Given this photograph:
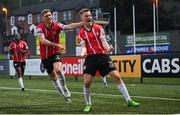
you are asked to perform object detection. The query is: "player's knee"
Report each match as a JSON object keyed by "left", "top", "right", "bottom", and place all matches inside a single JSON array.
[
  {"left": 84, "top": 82, "right": 91, "bottom": 88},
  {"left": 16, "top": 73, "right": 21, "bottom": 78},
  {"left": 51, "top": 75, "right": 57, "bottom": 81},
  {"left": 84, "top": 78, "right": 91, "bottom": 87},
  {"left": 114, "top": 75, "right": 120, "bottom": 80},
  {"left": 50, "top": 71, "right": 57, "bottom": 80},
  {"left": 55, "top": 69, "right": 62, "bottom": 75},
  {"left": 53, "top": 65, "right": 61, "bottom": 74},
  {"left": 16, "top": 69, "right": 22, "bottom": 77},
  {"left": 113, "top": 75, "right": 123, "bottom": 84}
]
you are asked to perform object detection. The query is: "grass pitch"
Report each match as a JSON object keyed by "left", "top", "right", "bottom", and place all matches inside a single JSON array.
[{"left": 0, "top": 75, "right": 180, "bottom": 114}]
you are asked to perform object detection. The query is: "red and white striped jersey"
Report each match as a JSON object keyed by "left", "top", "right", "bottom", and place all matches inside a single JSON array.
[
  {"left": 78, "top": 24, "right": 106, "bottom": 55},
  {"left": 36, "top": 22, "right": 64, "bottom": 60},
  {"left": 9, "top": 40, "right": 28, "bottom": 62}
]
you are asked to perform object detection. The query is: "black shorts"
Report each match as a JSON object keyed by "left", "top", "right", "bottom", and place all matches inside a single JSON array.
[
  {"left": 13, "top": 61, "right": 26, "bottom": 69},
  {"left": 42, "top": 53, "right": 62, "bottom": 74},
  {"left": 13, "top": 61, "right": 26, "bottom": 75},
  {"left": 83, "top": 54, "right": 116, "bottom": 76}
]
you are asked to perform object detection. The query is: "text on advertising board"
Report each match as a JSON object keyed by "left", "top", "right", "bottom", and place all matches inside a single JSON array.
[{"left": 111, "top": 55, "right": 141, "bottom": 78}]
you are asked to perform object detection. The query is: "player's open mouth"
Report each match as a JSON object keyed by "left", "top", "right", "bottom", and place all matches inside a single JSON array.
[
  {"left": 87, "top": 19, "right": 92, "bottom": 22},
  {"left": 47, "top": 19, "right": 52, "bottom": 23}
]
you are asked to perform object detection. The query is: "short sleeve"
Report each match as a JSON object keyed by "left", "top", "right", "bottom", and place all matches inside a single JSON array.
[
  {"left": 99, "top": 26, "right": 106, "bottom": 39},
  {"left": 36, "top": 26, "right": 43, "bottom": 36},
  {"left": 24, "top": 41, "right": 28, "bottom": 49},
  {"left": 57, "top": 22, "right": 65, "bottom": 30},
  {"left": 9, "top": 43, "right": 13, "bottom": 49}
]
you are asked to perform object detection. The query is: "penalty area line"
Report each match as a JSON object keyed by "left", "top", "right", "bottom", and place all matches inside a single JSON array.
[{"left": 0, "top": 86, "right": 180, "bottom": 101}]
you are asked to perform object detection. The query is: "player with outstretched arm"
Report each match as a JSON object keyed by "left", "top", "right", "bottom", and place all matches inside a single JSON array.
[{"left": 36, "top": 9, "right": 82, "bottom": 103}]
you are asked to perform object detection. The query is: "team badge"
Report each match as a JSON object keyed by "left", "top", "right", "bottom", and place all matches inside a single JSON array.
[
  {"left": 53, "top": 31, "right": 57, "bottom": 36},
  {"left": 96, "top": 32, "right": 99, "bottom": 36}
]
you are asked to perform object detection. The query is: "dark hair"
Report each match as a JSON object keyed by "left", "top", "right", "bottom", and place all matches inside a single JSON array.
[
  {"left": 79, "top": 8, "right": 91, "bottom": 15},
  {"left": 40, "top": 9, "right": 51, "bottom": 16}
]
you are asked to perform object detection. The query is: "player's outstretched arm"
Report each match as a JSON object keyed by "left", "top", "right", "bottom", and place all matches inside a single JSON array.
[{"left": 64, "top": 22, "right": 83, "bottom": 30}]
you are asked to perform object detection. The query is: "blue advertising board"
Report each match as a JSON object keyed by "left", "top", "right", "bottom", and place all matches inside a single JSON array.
[
  {"left": 0, "top": 59, "right": 9, "bottom": 75},
  {"left": 125, "top": 44, "right": 171, "bottom": 54}
]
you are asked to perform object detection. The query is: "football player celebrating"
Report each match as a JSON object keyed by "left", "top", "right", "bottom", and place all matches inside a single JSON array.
[
  {"left": 78, "top": 8, "right": 140, "bottom": 112},
  {"left": 36, "top": 9, "right": 82, "bottom": 103}
]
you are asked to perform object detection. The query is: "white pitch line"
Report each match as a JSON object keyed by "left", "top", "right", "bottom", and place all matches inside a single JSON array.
[{"left": 0, "top": 86, "right": 180, "bottom": 101}]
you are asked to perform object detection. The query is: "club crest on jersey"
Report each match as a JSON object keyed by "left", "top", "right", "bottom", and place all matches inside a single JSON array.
[
  {"left": 89, "top": 33, "right": 93, "bottom": 38},
  {"left": 53, "top": 31, "right": 57, "bottom": 36},
  {"left": 96, "top": 32, "right": 100, "bottom": 36}
]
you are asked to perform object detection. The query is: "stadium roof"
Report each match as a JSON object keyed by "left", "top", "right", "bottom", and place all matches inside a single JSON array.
[{"left": 11, "top": 0, "right": 100, "bottom": 16}]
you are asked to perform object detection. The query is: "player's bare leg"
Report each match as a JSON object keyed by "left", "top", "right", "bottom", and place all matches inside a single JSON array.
[
  {"left": 83, "top": 74, "right": 93, "bottom": 112},
  {"left": 15, "top": 66, "right": 25, "bottom": 91},
  {"left": 54, "top": 62, "right": 71, "bottom": 98},
  {"left": 109, "top": 70, "right": 140, "bottom": 107}
]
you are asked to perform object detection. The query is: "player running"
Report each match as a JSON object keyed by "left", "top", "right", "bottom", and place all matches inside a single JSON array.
[
  {"left": 78, "top": 8, "right": 140, "bottom": 112},
  {"left": 36, "top": 9, "right": 82, "bottom": 103},
  {"left": 9, "top": 33, "right": 30, "bottom": 91}
]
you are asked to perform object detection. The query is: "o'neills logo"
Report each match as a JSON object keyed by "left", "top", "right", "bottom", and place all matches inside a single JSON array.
[
  {"left": 40, "top": 62, "right": 46, "bottom": 73},
  {"left": 62, "top": 58, "right": 85, "bottom": 75}
]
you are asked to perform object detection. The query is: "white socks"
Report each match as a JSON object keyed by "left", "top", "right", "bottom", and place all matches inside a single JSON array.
[
  {"left": 83, "top": 85, "right": 91, "bottom": 105},
  {"left": 58, "top": 72, "right": 68, "bottom": 92},
  {"left": 101, "top": 76, "right": 107, "bottom": 84},
  {"left": 117, "top": 82, "right": 131, "bottom": 102},
  {"left": 58, "top": 73, "right": 71, "bottom": 97},
  {"left": 53, "top": 79, "right": 64, "bottom": 96},
  {"left": 17, "top": 78, "right": 24, "bottom": 89}
]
